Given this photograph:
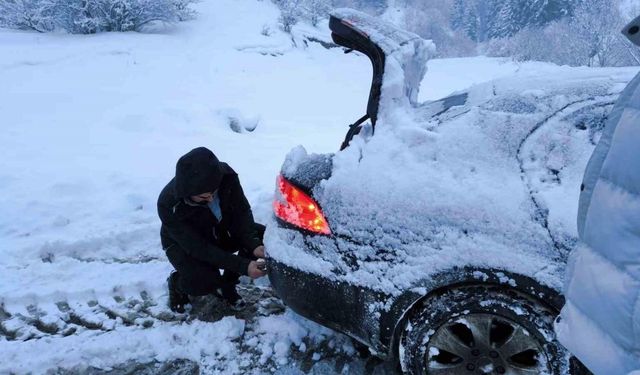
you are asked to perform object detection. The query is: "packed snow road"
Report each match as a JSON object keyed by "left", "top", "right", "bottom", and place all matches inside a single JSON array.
[{"left": 0, "top": 282, "right": 396, "bottom": 374}]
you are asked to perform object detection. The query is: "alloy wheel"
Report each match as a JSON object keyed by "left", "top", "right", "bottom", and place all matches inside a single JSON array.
[{"left": 426, "top": 313, "right": 549, "bottom": 375}]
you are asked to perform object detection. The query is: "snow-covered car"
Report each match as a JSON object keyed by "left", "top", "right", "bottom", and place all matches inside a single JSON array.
[{"left": 265, "top": 8, "right": 636, "bottom": 375}]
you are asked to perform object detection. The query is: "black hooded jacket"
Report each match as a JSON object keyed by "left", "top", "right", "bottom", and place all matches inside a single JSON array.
[{"left": 157, "top": 147, "right": 263, "bottom": 276}]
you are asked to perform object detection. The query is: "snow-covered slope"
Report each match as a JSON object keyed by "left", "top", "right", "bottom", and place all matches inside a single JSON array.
[
  {"left": 0, "top": 0, "right": 373, "bottom": 372},
  {"left": 0, "top": 0, "right": 370, "bottom": 304}
]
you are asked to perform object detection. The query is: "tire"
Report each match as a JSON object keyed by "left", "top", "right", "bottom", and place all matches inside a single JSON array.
[{"left": 398, "top": 285, "right": 588, "bottom": 375}]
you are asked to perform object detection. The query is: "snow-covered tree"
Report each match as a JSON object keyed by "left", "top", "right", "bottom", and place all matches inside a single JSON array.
[
  {"left": 451, "top": 0, "right": 495, "bottom": 42},
  {"left": 452, "top": 0, "right": 577, "bottom": 42},
  {"left": 0, "top": 0, "right": 56, "bottom": 32},
  {"left": 271, "top": 0, "right": 387, "bottom": 32},
  {"left": 173, "top": 0, "right": 197, "bottom": 21},
  {"left": 330, "top": 0, "right": 387, "bottom": 15},
  {"left": 487, "top": 23, "right": 578, "bottom": 64},
  {"left": 62, "top": 0, "right": 100, "bottom": 33},
  {"left": 568, "top": 0, "right": 631, "bottom": 66},
  {"left": 0, "top": 0, "right": 197, "bottom": 33},
  {"left": 405, "top": 0, "right": 476, "bottom": 57},
  {"left": 305, "top": 0, "right": 328, "bottom": 27},
  {"left": 493, "top": 0, "right": 576, "bottom": 37},
  {"left": 487, "top": 0, "right": 638, "bottom": 67},
  {"left": 266, "top": 0, "right": 639, "bottom": 66},
  {"left": 275, "top": 0, "right": 300, "bottom": 32}
]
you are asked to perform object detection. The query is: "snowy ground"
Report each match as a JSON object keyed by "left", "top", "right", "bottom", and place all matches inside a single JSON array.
[
  {"left": 0, "top": 0, "right": 386, "bottom": 372},
  {"left": 1, "top": 0, "right": 638, "bottom": 373}
]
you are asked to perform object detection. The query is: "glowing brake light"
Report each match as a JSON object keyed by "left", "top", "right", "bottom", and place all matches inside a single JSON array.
[{"left": 273, "top": 175, "right": 331, "bottom": 235}]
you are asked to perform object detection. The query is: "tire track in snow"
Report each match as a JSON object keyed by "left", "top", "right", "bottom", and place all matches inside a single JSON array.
[
  {"left": 516, "top": 94, "right": 619, "bottom": 259},
  {"left": 0, "top": 283, "right": 387, "bottom": 375},
  {"left": 0, "top": 284, "right": 284, "bottom": 342}
]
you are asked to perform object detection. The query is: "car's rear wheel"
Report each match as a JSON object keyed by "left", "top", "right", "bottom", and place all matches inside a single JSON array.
[{"left": 399, "top": 285, "right": 586, "bottom": 375}]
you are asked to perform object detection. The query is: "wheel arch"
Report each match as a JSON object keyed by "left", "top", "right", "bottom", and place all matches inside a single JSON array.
[{"left": 379, "top": 266, "right": 565, "bottom": 360}]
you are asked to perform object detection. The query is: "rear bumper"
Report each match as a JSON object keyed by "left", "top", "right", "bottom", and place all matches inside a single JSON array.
[{"left": 267, "top": 258, "right": 388, "bottom": 352}]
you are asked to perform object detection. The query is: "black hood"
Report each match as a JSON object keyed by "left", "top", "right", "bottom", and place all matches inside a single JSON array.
[{"left": 174, "top": 147, "right": 224, "bottom": 198}]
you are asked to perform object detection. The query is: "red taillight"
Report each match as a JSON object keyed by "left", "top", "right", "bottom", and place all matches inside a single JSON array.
[{"left": 273, "top": 175, "right": 331, "bottom": 235}]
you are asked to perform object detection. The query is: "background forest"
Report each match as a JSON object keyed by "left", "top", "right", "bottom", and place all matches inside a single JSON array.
[
  {"left": 1, "top": 0, "right": 638, "bottom": 66},
  {"left": 278, "top": 0, "right": 640, "bottom": 66}
]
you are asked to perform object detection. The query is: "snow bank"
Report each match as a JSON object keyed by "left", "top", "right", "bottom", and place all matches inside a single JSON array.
[
  {"left": 248, "top": 309, "right": 355, "bottom": 366},
  {"left": 0, "top": 0, "right": 372, "bottom": 372}
]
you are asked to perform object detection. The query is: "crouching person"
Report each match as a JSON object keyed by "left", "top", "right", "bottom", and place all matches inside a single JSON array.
[{"left": 157, "top": 147, "right": 267, "bottom": 313}]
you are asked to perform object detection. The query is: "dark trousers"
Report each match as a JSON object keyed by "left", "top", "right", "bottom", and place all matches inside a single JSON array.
[{"left": 165, "top": 223, "right": 265, "bottom": 296}]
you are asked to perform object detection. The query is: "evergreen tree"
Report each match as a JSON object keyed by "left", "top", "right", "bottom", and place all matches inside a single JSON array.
[
  {"left": 453, "top": 0, "right": 578, "bottom": 41},
  {"left": 491, "top": 0, "right": 521, "bottom": 38},
  {"left": 452, "top": 0, "right": 497, "bottom": 42}
]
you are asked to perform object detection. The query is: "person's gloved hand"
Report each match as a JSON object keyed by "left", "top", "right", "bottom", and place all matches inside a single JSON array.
[
  {"left": 248, "top": 261, "right": 267, "bottom": 279},
  {"left": 252, "top": 245, "right": 265, "bottom": 258}
]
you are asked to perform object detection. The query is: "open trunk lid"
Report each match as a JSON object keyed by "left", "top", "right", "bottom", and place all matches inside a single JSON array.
[{"left": 328, "top": 9, "right": 433, "bottom": 124}]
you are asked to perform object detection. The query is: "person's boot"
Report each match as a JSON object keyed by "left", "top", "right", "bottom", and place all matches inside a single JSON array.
[
  {"left": 167, "top": 271, "right": 190, "bottom": 313},
  {"left": 219, "top": 283, "right": 246, "bottom": 311}
]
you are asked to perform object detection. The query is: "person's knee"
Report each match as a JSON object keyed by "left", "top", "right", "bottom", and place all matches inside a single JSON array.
[
  {"left": 166, "top": 245, "right": 223, "bottom": 296},
  {"left": 178, "top": 271, "right": 220, "bottom": 296}
]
